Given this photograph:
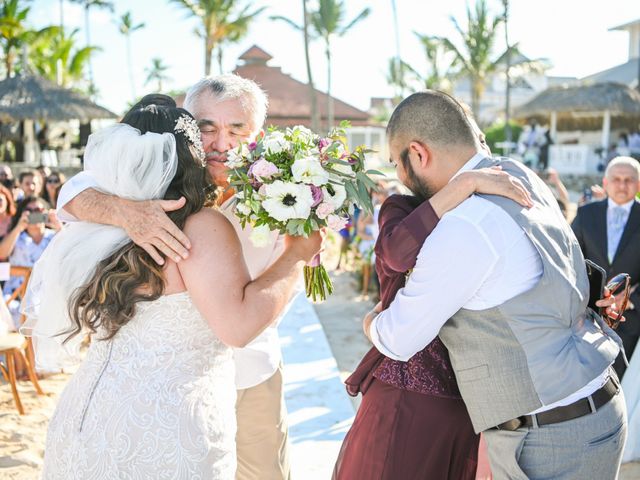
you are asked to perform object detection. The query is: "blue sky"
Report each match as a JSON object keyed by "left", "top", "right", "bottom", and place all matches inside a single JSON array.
[{"left": 30, "top": 0, "right": 639, "bottom": 115}]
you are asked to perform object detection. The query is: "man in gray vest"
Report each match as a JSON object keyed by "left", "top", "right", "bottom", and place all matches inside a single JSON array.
[{"left": 365, "top": 90, "right": 627, "bottom": 479}]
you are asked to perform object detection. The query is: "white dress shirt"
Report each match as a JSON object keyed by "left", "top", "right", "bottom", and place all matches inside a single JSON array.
[
  {"left": 57, "top": 175, "right": 293, "bottom": 390},
  {"left": 370, "top": 153, "right": 609, "bottom": 414},
  {"left": 607, "top": 197, "right": 634, "bottom": 263}
]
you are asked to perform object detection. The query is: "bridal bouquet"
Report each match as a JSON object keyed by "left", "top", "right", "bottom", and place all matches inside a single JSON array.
[{"left": 225, "top": 122, "right": 379, "bottom": 301}]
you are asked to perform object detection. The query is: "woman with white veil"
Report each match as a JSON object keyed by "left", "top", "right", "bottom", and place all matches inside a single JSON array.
[{"left": 23, "top": 99, "right": 321, "bottom": 479}]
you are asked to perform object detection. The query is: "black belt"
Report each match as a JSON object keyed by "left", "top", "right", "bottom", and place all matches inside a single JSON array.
[{"left": 492, "top": 376, "right": 620, "bottom": 431}]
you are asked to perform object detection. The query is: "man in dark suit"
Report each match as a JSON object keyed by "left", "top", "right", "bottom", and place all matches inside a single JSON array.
[{"left": 572, "top": 156, "right": 640, "bottom": 378}]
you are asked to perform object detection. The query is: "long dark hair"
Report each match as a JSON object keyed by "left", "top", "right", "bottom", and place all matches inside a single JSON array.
[{"left": 66, "top": 96, "right": 216, "bottom": 342}]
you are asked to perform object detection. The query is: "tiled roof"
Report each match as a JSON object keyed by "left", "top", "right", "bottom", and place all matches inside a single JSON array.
[
  {"left": 233, "top": 45, "right": 372, "bottom": 127},
  {"left": 175, "top": 45, "right": 374, "bottom": 128},
  {"left": 239, "top": 45, "right": 273, "bottom": 62}
]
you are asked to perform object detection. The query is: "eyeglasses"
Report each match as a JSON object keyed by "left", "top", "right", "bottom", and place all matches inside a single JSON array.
[
  {"left": 46, "top": 178, "right": 60, "bottom": 184},
  {"left": 603, "top": 273, "right": 631, "bottom": 329}
]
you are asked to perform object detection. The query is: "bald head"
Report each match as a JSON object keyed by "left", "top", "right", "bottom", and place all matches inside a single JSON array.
[{"left": 387, "top": 90, "right": 479, "bottom": 151}]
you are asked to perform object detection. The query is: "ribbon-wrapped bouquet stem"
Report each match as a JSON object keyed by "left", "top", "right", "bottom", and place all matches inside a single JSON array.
[{"left": 225, "top": 122, "right": 379, "bottom": 301}]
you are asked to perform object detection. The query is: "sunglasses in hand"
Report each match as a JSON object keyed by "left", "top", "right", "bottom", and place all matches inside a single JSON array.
[{"left": 601, "top": 273, "right": 631, "bottom": 330}]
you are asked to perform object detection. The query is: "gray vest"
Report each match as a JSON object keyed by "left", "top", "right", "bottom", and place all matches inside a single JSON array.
[{"left": 438, "top": 157, "right": 620, "bottom": 433}]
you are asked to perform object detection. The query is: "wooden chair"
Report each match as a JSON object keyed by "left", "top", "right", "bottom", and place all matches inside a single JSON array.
[{"left": 0, "top": 266, "right": 44, "bottom": 415}]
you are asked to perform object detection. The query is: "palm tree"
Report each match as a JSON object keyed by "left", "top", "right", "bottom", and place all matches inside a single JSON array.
[
  {"left": 440, "top": 0, "right": 504, "bottom": 118},
  {"left": 386, "top": 57, "right": 416, "bottom": 102},
  {"left": 170, "top": 0, "right": 265, "bottom": 76},
  {"left": 270, "top": 0, "right": 320, "bottom": 132},
  {"left": 390, "top": 0, "right": 402, "bottom": 96},
  {"left": 70, "top": 0, "right": 114, "bottom": 92},
  {"left": 309, "top": 0, "right": 370, "bottom": 129},
  {"left": 145, "top": 57, "right": 171, "bottom": 92},
  {"left": 59, "top": 0, "right": 64, "bottom": 30},
  {"left": 414, "top": 33, "right": 453, "bottom": 91},
  {"left": 0, "top": 0, "right": 58, "bottom": 77},
  {"left": 501, "top": 0, "right": 512, "bottom": 152},
  {"left": 30, "top": 27, "right": 99, "bottom": 88},
  {"left": 301, "top": 0, "right": 319, "bottom": 132},
  {"left": 118, "top": 11, "right": 145, "bottom": 100}
]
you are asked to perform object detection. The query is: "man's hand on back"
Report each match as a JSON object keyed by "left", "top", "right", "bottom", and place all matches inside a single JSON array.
[
  {"left": 65, "top": 188, "right": 192, "bottom": 266},
  {"left": 117, "top": 197, "right": 191, "bottom": 265}
]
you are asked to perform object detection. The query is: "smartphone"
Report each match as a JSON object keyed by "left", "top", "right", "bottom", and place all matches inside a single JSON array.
[
  {"left": 585, "top": 259, "right": 606, "bottom": 312},
  {"left": 28, "top": 212, "right": 48, "bottom": 224},
  {"left": 583, "top": 188, "right": 593, "bottom": 202}
]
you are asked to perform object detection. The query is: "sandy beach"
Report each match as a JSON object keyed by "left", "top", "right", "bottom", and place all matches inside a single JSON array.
[
  {"left": 0, "top": 370, "right": 70, "bottom": 479},
  {"left": 1, "top": 265, "right": 639, "bottom": 479}
]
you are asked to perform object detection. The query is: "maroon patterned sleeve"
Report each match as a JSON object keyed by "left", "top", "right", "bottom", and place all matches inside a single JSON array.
[{"left": 374, "top": 195, "right": 440, "bottom": 273}]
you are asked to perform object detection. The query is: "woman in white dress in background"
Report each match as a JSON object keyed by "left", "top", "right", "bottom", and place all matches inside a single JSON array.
[{"left": 23, "top": 98, "right": 321, "bottom": 479}]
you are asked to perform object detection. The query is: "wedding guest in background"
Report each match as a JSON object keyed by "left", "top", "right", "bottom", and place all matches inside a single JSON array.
[
  {"left": 0, "top": 164, "right": 14, "bottom": 186},
  {"left": 0, "top": 183, "right": 16, "bottom": 240},
  {"left": 571, "top": 156, "right": 640, "bottom": 379},
  {"left": 355, "top": 198, "right": 377, "bottom": 295},
  {"left": 629, "top": 128, "right": 640, "bottom": 159},
  {"left": 17, "top": 170, "right": 40, "bottom": 201},
  {"left": 42, "top": 171, "right": 66, "bottom": 207},
  {"left": 617, "top": 132, "right": 630, "bottom": 156},
  {"left": 539, "top": 168, "right": 571, "bottom": 219},
  {"left": 0, "top": 196, "right": 60, "bottom": 328}
]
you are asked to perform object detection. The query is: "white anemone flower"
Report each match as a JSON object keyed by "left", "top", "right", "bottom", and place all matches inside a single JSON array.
[
  {"left": 263, "top": 181, "right": 314, "bottom": 222},
  {"left": 322, "top": 184, "right": 347, "bottom": 209},
  {"left": 263, "top": 131, "right": 289, "bottom": 154},
  {"left": 224, "top": 144, "right": 249, "bottom": 168},
  {"left": 291, "top": 156, "right": 329, "bottom": 186}
]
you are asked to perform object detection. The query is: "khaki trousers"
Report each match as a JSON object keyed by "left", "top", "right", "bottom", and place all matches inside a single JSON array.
[{"left": 236, "top": 364, "right": 291, "bottom": 480}]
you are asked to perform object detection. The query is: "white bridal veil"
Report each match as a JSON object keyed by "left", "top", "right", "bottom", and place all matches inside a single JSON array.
[{"left": 21, "top": 123, "right": 179, "bottom": 370}]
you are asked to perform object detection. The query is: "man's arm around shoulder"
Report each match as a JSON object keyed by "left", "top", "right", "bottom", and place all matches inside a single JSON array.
[{"left": 59, "top": 172, "right": 191, "bottom": 265}]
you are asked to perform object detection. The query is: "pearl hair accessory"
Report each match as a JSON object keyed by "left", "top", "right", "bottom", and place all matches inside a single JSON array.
[{"left": 174, "top": 114, "right": 206, "bottom": 167}]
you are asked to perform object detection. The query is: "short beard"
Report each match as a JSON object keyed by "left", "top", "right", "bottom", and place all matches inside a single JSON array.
[{"left": 404, "top": 158, "right": 436, "bottom": 202}]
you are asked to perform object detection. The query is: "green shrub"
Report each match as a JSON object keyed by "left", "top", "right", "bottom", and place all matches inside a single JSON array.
[{"left": 484, "top": 121, "right": 523, "bottom": 154}]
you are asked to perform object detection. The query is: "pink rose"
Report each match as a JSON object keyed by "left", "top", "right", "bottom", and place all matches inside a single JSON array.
[
  {"left": 249, "top": 158, "right": 279, "bottom": 181},
  {"left": 326, "top": 214, "right": 348, "bottom": 231},
  {"left": 315, "top": 202, "right": 335, "bottom": 219}
]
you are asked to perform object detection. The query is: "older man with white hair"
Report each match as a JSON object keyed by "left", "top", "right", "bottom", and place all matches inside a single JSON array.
[{"left": 572, "top": 156, "right": 640, "bottom": 379}]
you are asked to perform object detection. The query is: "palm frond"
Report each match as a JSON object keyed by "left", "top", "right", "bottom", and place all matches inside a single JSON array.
[{"left": 338, "top": 7, "right": 370, "bottom": 35}]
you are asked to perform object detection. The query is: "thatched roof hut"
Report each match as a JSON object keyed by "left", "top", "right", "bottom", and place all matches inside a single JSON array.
[
  {"left": 514, "top": 82, "right": 640, "bottom": 149},
  {"left": 514, "top": 82, "right": 640, "bottom": 118},
  {"left": 0, "top": 74, "right": 116, "bottom": 123}
]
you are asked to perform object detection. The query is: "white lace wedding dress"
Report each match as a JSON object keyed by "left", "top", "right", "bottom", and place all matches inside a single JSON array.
[{"left": 42, "top": 292, "right": 236, "bottom": 479}]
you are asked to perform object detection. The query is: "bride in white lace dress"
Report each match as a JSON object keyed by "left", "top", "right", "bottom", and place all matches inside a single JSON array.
[{"left": 22, "top": 100, "right": 320, "bottom": 479}]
